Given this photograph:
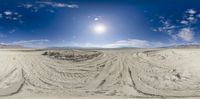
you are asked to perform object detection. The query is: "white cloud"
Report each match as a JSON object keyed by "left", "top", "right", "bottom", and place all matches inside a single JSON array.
[
  {"left": 156, "top": 18, "right": 179, "bottom": 39},
  {"left": 94, "top": 18, "right": 99, "bottom": 21},
  {"left": 66, "top": 4, "right": 79, "bottom": 8},
  {"left": 4, "top": 11, "right": 12, "bottom": 15},
  {"left": 183, "top": 9, "right": 199, "bottom": 24},
  {"left": 12, "top": 17, "right": 18, "bottom": 20},
  {"left": 187, "top": 16, "right": 196, "bottom": 22},
  {"left": 177, "top": 28, "right": 194, "bottom": 42},
  {"left": 186, "top": 9, "right": 197, "bottom": 15},
  {"left": 18, "top": 3, "right": 41, "bottom": 12},
  {"left": 36, "top": 1, "right": 79, "bottom": 8},
  {"left": 14, "top": 12, "right": 19, "bottom": 15},
  {"left": 10, "top": 39, "right": 50, "bottom": 48},
  {"left": 1, "top": 11, "right": 22, "bottom": 21},
  {"left": 68, "top": 39, "right": 165, "bottom": 48},
  {"left": 152, "top": 28, "right": 157, "bottom": 32},
  {"left": 48, "top": 9, "right": 55, "bottom": 13},
  {"left": 18, "top": 2, "right": 78, "bottom": 13},
  {"left": 155, "top": 8, "right": 200, "bottom": 43},
  {"left": 19, "top": 3, "right": 33, "bottom": 8},
  {"left": 103, "top": 39, "right": 151, "bottom": 48},
  {"left": 180, "top": 20, "right": 189, "bottom": 24}
]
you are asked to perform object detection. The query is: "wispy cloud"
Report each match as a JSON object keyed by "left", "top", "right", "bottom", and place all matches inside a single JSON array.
[
  {"left": 103, "top": 39, "right": 151, "bottom": 48},
  {"left": 66, "top": 39, "right": 165, "bottom": 48},
  {"left": 18, "top": 1, "right": 79, "bottom": 13},
  {"left": 177, "top": 28, "right": 194, "bottom": 42},
  {"left": 183, "top": 9, "right": 198, "bottom": 24},
  {"left": 36, "top": 1, "right": 79, "bottom": 8},
  {"left": 10, "top": 39, "right": 50, "bottom": 48},
  {"left": 153, "top": 8, "right": 199, "bottom": 43},
  {"left": 0, "top": 10, "right": 22, "bottom": 21},
  {"left": 180, "top": 20, "right": 189, "bottom": 25}
]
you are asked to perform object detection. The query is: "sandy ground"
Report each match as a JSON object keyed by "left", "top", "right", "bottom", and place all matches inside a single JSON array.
[{"left": 1, "top": 48, "right": 200, "bottom": 99}]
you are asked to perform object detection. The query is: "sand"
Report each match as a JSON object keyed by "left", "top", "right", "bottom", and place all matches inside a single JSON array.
[{"left": 1, "top": 48, "right": 200, "bottom": 99}]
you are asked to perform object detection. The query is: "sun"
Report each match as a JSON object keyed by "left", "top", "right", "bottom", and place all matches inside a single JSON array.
[{"left": 93, "top": 24, "right": 106, "bottom": 34}]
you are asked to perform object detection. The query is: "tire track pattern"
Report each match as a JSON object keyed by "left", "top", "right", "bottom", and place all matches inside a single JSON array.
[{"left": 1, "top": 49, "right": 200, "bottom": 98}]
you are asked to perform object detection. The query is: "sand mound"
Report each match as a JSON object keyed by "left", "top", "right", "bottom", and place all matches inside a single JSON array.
[{"left": 133, "top": 49, "right": 200, "bottom": 96}]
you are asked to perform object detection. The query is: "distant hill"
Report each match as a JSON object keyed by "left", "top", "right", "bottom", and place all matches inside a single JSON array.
[
  {"left": 46, "top": 46, "right": 142, "bottom": 50},
  {"left": 46, "top": 44, "right": 200, "bottom": 49},
  {"left": 0, "top": 44, "right": 23, "bottom": 49},
  {"left": 166, "top": 44, "right": 200, "bottom": 49}
]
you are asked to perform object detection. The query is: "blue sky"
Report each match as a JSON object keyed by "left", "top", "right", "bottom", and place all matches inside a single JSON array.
[{"left": 1, "top": 0, "right": 200, "bottom": 48}]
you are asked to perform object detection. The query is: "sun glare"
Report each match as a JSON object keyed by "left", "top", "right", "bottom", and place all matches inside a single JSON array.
[{"left": 93, "top": 24, "right": 106, "bottom": 34}]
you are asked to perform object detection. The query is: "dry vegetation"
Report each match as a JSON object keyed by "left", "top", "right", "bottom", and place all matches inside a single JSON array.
[{"left": 42, "top": 50, "right": 102, "bottom": 62}]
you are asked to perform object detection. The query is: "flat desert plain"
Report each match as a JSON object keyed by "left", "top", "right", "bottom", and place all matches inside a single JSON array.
[{"left": 1, "top": 48, "right": 200, "bottom": 99}]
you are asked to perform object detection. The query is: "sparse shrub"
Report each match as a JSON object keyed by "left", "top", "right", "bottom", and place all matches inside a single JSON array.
[{"left": 42, "top": 51, "right": 48, "bottom": 55}]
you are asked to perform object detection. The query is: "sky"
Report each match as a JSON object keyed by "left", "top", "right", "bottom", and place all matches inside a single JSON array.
[{"left": 1, "top": 0, "right": 200, "bottom": 48}]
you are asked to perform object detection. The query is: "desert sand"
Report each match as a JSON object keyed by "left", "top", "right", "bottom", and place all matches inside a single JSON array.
[{"left": 1, "top": 48, "right": 200, "bottom": 99}]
